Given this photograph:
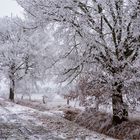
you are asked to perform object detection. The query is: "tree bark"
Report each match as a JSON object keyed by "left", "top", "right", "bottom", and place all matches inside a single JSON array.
[
  {"left": 9, "top": 78, "right": 15, "bottom": 101},
  {"left": 9, "top": 63, "right": 16, "bottom": 101},
  {"left": 112, "top": 82, "right": 128, "bottom": 125},
  {"left": 67, "top": 98, "right": 70, "bottom": 105}
]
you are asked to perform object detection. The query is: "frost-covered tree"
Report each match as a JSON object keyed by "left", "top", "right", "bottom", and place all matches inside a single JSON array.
[
  {"left": 17, "top": 0, "right": 140, "bottom": 125},
  {"left": 0, "top": 17, "right": 32, "bottom": 101},
  {"left": 0, "top": 17, "right": 51, "bottom": 101},
  {"left": 0, "top": 18, "right": 35, "bottom": 101}
]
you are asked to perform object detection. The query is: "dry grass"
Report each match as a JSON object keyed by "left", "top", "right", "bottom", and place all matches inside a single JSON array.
[
  {"left": 16, "top": 99, "right": 140, "bottom": 139},
  {"left": 16, "top": 99, "right": 50, "bottom": 111},
  {"left": 63, "top": 108, "right": 81, "bottom": 121},
  {"left": 73, "top": 110, "right": 140, "bottom": 139}
]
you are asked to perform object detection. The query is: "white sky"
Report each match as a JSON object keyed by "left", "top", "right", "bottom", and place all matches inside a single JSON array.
[{"left": 0, "top": 0, "right": 23, "bottom": 17}]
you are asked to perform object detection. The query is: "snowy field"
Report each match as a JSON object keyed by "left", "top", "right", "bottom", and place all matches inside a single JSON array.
[
  {"left": 2, "top": 92, "right": 140, "bottom": 120},
  {"left": 0, "top": 95, "right": 118, "bottom": 140},
  {"left": 15, "top": 93, "right": 81, "bottom": 108},
  {"left": 1, "top": 93, "right": 140, "bottom": 139}
]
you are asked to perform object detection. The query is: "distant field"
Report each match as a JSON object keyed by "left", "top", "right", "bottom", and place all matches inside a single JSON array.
[
  {"left": 15, "top": 93, "right": 80, "bottom": 108},
  {"left": 1, "top": 92, "right": 140, "bottom": 121}
]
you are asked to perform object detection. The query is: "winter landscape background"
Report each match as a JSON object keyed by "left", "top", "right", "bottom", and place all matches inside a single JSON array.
[{"left": 0, "top": 0, "right": 139, "bottom": 139}]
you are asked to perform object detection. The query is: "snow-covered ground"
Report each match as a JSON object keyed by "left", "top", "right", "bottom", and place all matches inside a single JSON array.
[{"left": 0, "top": 97, "right": 117, "bottom": 140}]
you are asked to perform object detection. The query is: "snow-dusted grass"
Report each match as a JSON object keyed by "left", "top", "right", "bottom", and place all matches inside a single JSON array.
[
  {"left": 74, "top": 109, "right": 140, "bottom": 140},
  {"left": 15, "top": 93, "right": 140, "bottom": 121},
  {"left": 0, "top": 97, "right": 117, "bottom": 140},
  {"left": 2, "top": 93, "right": 140, "bottom": 139}
]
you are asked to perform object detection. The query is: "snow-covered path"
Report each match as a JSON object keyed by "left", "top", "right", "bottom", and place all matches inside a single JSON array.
[{"left": 0, "top": 98, "right": 116, "bottom": 140}]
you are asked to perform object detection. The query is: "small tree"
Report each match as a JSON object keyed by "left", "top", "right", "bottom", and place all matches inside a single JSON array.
[{"left": 0, "top": 17, "right": 38, "bottom": 101}]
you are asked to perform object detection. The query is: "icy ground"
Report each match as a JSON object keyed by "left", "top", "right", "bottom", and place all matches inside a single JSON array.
[{"left": 0, "top": 98, "right": 117, "bottom": 140}]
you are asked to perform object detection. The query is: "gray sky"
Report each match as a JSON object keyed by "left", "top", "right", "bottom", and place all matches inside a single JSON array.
[{"left": 0, "top": 0, "right": 23, "bottom": 17}]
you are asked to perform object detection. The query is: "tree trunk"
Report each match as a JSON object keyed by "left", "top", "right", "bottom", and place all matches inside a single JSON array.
[
  {"left": 9, "top": 78, "right": 15, "bottom": 101},
  {"left": 67, "top": 98, "right": 70, "bottom": 105},
  {"left": 9, "top": 63, "right": 16, "bottom": 102},
  {"left": 112, "top": 82, "right": 128, "bottom": 125}
]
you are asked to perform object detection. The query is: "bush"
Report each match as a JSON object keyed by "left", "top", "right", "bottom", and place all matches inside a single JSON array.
[
  {"left": 62, "top": 107, "right": 81, "bottom": 121},
  {"left": 74, "top": 109, "right": 140, "bottom": 139}
]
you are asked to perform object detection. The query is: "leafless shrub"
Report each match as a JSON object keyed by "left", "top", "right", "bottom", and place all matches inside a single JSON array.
[
  {"left": 66, "top": 74, "right": 111, "bottom": 110},
  {"left": 63, "top": 91, "right": 78, "bottom": 105},
  {"left": 62, "top": 107, "right": 81, "bottom": 121}
]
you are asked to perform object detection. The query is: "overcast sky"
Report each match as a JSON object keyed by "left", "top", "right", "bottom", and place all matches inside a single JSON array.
[{"left": 0, "top": 0, "right": 23, "bottom": 17}]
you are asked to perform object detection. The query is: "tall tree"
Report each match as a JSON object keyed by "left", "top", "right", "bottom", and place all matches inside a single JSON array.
[{"left": 17, "top": 0, "right": 140, "bottom": 124}]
